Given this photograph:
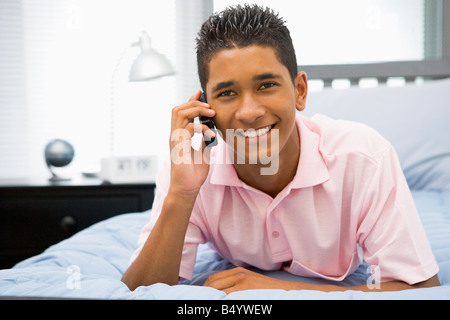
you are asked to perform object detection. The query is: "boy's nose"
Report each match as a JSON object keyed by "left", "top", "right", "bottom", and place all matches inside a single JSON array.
[{"left": 234, "top": 93, "right": 265, "bottom": 124}]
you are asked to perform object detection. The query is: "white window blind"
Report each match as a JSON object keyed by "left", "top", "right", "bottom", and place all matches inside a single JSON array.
[
  {"left": 175, "top": 0, "right": 213, "bottom": 103},
  {"left": 0, "top": 0, "right": 28, "bottom": 178},
  {"left": 214, "top": 0, "right": 431, "bottom": 65},
  {"left": 0, "top": 0, "right": 212, "bottom": 179}
]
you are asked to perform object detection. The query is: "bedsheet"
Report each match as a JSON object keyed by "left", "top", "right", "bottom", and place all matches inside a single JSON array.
[{"left": 1, "top": 190, "right": 449, "bottom": 300}]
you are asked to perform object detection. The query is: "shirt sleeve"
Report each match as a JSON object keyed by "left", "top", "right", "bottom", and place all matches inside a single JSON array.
[
  {"left": 357, "top": 146, "right": 439, "bottom": 285},
  {"left": 128, "top": 159, "right": 206, "bottom": 281}
]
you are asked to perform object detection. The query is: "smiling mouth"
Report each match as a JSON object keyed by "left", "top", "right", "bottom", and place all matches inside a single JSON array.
[{"left": 235, "top": 125, "right": 274, "bottom": 138}]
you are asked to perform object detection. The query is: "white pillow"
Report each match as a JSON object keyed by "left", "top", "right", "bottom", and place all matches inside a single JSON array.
[{"left": 303, "top": 78, "right": 450, "bottom": 191}]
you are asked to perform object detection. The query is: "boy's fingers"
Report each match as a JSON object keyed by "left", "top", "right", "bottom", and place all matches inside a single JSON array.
[{"left": 188, "top": 90, "right": 203, "bottom": 102}]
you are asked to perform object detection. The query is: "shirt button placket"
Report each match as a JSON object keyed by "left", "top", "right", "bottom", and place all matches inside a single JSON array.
[{"left": 267, "top": 206, "right": 288, "bottom": 261}]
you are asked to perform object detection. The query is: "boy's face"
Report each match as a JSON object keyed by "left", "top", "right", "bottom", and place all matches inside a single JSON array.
[{"left": 205, "top": 45, "right": 307, "bottom": 165}]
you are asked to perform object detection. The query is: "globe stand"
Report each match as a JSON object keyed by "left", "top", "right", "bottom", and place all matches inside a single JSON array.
[{"left": 46, "top": 161, "right": 72, "bottom": 182}]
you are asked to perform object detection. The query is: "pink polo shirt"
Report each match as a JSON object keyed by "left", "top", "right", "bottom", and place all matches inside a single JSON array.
[{"left": 131, "top": 113, "right": 438, "bottom": 285}]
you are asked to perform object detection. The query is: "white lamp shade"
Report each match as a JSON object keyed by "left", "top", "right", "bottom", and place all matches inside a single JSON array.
[
  {"left": 129, "top": 49, "right": 174, "bottom": 81},
  {"left": 128, "top": 31, "right": 174, "bottom": 81}
]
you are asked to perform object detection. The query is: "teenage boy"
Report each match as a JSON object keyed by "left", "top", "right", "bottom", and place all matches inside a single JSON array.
[{"left": 122, "top": 4, "right": 439, "bottom": 293}]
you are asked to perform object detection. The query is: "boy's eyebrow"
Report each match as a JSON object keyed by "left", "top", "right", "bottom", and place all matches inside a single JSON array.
[
  {"left": 253, "top": 72, "right": 281, "bottom": 81},
  {"left": 211, "top": 73, "right": 282, "bottom": 93},
  {"left": 212, "top": 81, "right": 234, "bottom": 93}
]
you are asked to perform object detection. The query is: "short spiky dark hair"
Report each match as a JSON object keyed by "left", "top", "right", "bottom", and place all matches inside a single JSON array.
[{"left": 196, "top": 4, "right": 298, "bottom": 91}]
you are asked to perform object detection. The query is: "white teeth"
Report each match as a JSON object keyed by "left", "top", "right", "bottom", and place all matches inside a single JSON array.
[{"left": 238, "top": 125, "right": 272, "bottom": 138}]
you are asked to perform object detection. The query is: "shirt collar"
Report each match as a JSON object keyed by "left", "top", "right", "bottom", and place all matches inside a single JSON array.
[
  {"left": 291, "top": 114, "right": 330, "bottom": 188},
  {"left": 209, "top": 113, "right": 330, "bottom": 189},
  {"left": 209, "top": 136, "right": 243, "bottom": 187}
]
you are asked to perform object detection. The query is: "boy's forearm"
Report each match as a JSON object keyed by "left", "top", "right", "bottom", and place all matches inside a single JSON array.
[
  {"left": 121, "top": 190, "right": 197, "bottom": 291},
  {"left": 283, "top": 275, "right": 440, "bottom": 292},
  {"left": 204, "top": 267, "right": 440, "bottom": 294}
]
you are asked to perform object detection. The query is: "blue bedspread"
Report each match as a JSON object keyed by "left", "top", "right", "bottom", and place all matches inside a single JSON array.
[{"left": 1, "top": 190, "right": 449, "bottom": 299}]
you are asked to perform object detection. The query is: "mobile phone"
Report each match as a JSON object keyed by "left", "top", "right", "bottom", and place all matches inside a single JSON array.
[{"left": 199, "top": 92, "right": 217, "bottom": 147}]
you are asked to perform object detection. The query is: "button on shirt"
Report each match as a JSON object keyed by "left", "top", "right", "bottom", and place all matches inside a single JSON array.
[{"left": 131, "top": 114, "right": 438, "bottom": 285}]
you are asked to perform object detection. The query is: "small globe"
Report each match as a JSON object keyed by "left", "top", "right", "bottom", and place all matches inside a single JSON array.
[{"left": 45, "top": 139, "right": 75, "bottom": 168}]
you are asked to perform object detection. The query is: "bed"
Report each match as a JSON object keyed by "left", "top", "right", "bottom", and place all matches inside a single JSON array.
[{"left": 1, "top": 61, "right": 450, "bottom": 300}]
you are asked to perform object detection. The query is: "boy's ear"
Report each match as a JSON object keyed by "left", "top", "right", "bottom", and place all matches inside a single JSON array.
[{"left": 295, "top": 72, "right": 308, "bottom": 112}]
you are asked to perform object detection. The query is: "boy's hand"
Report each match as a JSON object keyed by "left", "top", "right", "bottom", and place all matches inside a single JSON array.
[
  {"left": 203, "top": 267, "right": 302, "bottom": 294},
  {"left": 169, "top": 90, "right": 216, "bottom": 196}
]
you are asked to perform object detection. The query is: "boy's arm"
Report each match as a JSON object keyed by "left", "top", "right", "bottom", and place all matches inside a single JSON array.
[
  {"left": 121, "top": 90, "right": 215, "bottom": 291},
  {"left": 121, "top": 189, "right": 197, "bottom": 290},
  {"left": 203, "top": 267, "right": 440, "bottom": 294}
]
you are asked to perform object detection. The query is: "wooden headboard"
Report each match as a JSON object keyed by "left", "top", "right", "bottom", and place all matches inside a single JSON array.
[{"left": 300, "top": 59, "right": 450, "bottom": 87}]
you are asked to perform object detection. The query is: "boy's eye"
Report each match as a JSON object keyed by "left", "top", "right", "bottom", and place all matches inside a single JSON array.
[
  {"left": 259, "top": 82, "right": 276, "bottom": 90},
  {"left": 219, "top": 90, "right": 235, "bottom": 97}
]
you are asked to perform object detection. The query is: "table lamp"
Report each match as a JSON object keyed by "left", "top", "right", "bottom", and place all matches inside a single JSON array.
[{"left": 102, "top": 31, "right": 174, "bottom": 183}]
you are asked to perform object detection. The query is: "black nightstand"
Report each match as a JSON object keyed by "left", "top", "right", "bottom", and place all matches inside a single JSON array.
[{"left": 0, "top": 178, "right": 155, "bottom": 269}]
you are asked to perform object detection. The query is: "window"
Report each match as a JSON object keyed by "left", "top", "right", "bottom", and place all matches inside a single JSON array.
[
  {"left": 214, "top": 0, "right": 443, "bottom": 65},
  {"left": 0, "top": 0, "right": 181, "bottom": 179}
]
